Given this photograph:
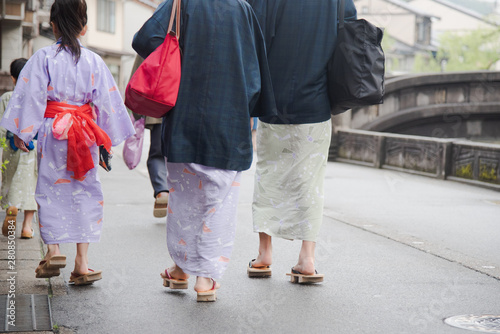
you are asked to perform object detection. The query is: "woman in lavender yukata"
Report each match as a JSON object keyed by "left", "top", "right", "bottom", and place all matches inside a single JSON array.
[{"left": 0, "top": 0, "right": 134, "bottom": 285}]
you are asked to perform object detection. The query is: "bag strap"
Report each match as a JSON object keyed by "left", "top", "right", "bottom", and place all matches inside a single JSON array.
[
  {"left": 338, "top": 0, "right": 345, "bottom": 30},
  {"left": 167, "top": 0, "right": 181, "bottom": 39}
]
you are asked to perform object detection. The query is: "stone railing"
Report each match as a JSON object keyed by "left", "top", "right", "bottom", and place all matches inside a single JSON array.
[
  {"left": 330, "top": 129, "right": 500, "bottom": 190},
  {"left": 340, "top": 71, "right": 500, "bottom": 139}
]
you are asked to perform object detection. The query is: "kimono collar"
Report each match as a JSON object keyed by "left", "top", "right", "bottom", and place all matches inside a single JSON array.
[{"left": 55, "top": 38, "right": 84, "bottom": 47}]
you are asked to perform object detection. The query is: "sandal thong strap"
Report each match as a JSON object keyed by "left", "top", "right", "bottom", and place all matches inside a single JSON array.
[
  {"left": 291, "top": 268, "right": 318, "bottom": 275},
  {"left": 164, "top": 269, "right": 173, "bottom": 280},
  {"left": 249, "top": 259, "right": 270, "bottom": 269},
  {"left": 71, "top": 268, "right": 95, "bottom": 279}
]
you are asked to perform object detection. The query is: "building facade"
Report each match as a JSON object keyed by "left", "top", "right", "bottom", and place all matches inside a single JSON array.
[
  {"left": 0, "top": 0, "right": 159, "bottom": 95},
  {"left": 355, "top": 0, "right": 438, "bottom": 75}
]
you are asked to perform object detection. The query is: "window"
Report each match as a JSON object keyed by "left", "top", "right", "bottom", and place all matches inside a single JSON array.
[
  {"left": 417, "top": 21, "right": 426, "bottom": 43},
  {"left": 97, "top": 0, "right": 115, "bottom": 34}
]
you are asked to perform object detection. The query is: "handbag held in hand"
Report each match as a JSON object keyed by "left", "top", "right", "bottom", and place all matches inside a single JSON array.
[
  {"left": 327, "top": 0, "right": 385, "bottom": 115},
  {"left": 125, "top": 0, "right": 182, "bottom": 118},
  {"left": 122, "top": 115, "right": 145, "bottom": 170}
]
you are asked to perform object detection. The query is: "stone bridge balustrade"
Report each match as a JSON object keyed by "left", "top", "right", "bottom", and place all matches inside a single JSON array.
[
  {"left": 346, "top": 71, "right": 500, "bottom": 140},
  {"left": 330, "top": 129, "right": 500, "bottom": 190},
  {"left": 329, "top": 71, "right": 500, "bottom": 190}
]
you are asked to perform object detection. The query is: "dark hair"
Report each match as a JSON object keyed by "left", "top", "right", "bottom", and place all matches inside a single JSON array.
[
  {"left": 50, "top": 0, "right": 87, "bottom": 63},
  {"left": 10, "top": 58, "right": 28, "bottom": 80}
]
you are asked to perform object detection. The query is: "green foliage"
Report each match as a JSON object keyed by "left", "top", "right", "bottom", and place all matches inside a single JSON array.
[
  {"left": 0, "top": 137, "right": 5, "bottom": 203},
  {"left": 414, "top": 27, "right": 500, "bottom": 72},
  {"left": 0, "top": 137, "right": 7, "bottom": 172},
  {"left": 381, "top": 34, "right": 401, "bottom": 73},
  {"left": 381, "top": 33, "right": 395, "bottom": 53},
  {"left": 413, "top": 53, "right": 441, "bottom": 73}
]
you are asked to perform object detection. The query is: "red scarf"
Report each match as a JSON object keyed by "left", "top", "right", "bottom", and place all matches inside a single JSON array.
[{"left": 44, "top": 101, "right": 111, "bottom": 179}]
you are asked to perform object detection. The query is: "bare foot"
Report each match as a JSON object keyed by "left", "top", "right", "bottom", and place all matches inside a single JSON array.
[
  {"left": 42, "top": 245, "right": 62, "bottom": 261},
  {"left": 36, "top": 245, "right": 62, "bottom": 273},
  {"left": 161, "top": 264, "right": 189, "bottom": 280},
  {"left": 21, "top": 225, "right": 33, "bottom": 237},
  {"left": 293, "top": 256, "right": 316, "bottom": 275},
  {"left": 73, "top": 259, "right": 89, "bottom": 276},
  {"left": 252, "top": 233, "right": 272, "bottom": 267},
  {"left": 251, "top": 254, "right": 272, "bottom": 268},
  {"left": 194, "top": 277, "right": 220, "bottom": 292}
]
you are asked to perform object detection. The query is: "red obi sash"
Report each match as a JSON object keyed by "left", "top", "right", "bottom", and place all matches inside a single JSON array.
[{"left": 44, "top": 101, "right": 112, "bottom": 179}]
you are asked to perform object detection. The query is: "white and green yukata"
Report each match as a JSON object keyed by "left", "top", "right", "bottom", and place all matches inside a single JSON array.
[
  {"left": 252, "top": 119, "right": 332, "bottom": 242},
  {"left": 0, "top": 91, "right": 38, "bottom": 211}
]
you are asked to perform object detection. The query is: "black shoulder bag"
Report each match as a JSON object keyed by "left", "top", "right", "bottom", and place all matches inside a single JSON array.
[{"left": 327, "top": 0, "right": 385, "bottom": 115}]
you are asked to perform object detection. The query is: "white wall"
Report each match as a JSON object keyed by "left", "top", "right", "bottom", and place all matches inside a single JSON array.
[
  {"left": 33, "top": 35, "right": 56, "bottom": 52},
  {"left": 123, "top": 0, "right": 156, "bottom": 54},
  {"left": 356, "top": 0, "right": 417, "bottom": 46},
  {"left": 86, "top": 0, "right": 124, "bottom": 51},
  {"left": 409, "top": 0, "right": 496, "bottom": 36},
  {"left": 121, "top": 0, "right": 156, "bottom": 87},
  {"left": 1, "top": 23, "right": 23, "bottom": 71}
]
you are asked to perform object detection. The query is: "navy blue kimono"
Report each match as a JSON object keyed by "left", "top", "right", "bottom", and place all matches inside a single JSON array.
[
  {"left": 132, "top": 0, "right": 277, "bottom": 171},
  {"left": 248, "top": 0, "right": 357, "bottom": 125}
]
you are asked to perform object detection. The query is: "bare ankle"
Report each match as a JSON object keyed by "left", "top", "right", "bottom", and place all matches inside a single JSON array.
[
  {"left": 46, "top": 244, "right": 61, "bottom": 257},
  {"left": 194, "top": 277, "right": 217, "bottom": 292}
]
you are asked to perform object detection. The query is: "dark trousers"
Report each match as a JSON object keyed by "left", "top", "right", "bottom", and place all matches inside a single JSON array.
[{"left": 147, "top": 124, "right": 168, "bottom": 198}]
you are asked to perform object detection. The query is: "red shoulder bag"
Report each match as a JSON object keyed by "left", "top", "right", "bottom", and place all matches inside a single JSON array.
[{"left": 125, "top": 0, "right": 182, "bottom": 118}]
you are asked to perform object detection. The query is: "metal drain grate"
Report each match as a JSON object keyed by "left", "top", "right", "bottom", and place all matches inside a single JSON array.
[
  {"left": 0, "top": 294, "right": 53, "bottom": 332},
  {"left": 445, "top": 315, "right": 500, "bottom": 333}
]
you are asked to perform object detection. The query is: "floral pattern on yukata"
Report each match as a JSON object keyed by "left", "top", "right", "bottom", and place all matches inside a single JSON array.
[
  {"left": 166, "top": 162, "right": 241, "bottom": 279},
  {"left": 252, "top": 119, "right": 332, "bottom": 242},
  {"left": 1, "top": 91, "right": 38, "bottom": 211},
  {"left": 0, "top": 44, "right": 135, "bottom": 244}
]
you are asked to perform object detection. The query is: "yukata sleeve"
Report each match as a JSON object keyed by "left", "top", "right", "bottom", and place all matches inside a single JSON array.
[
  {"left": 247, "top": 7, "right": 277, "bottom": 118},
  {"left": 92, "top": 58, "right": 135, "bottom": 146},
  {"left": 345, "top": 0, "right": 357, "bottom": 21},
  {"left": 247, "top": 0, "right": 279, "bottom": 50},
  {"left": 0, "top": 52, "right": 48, "bottom": 144}
]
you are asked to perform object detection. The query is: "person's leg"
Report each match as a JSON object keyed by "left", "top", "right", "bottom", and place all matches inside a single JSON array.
[
  {"left": 40, "top": 244, "right": 62, "bottom": 262},
  {"left": 165, "top": 162, "right": 240, "bottom": 293},
  {"left": 21, "top": 210, "right": 35, "bottom": 235},
  {"left": 147, "top": 124, "right": 168, "bottom": 198},
  {"left": 161, "top": 263, "right": 189, "bottom": 280},
  {"left": 251, "top": 121, "right": 274, "bottom": 269},
  {"left": 69, "top": 243, "right": 102, "bottom": 285},
  {"left": 74, "top": 243, "right": 89, "bottom": 275},
  {"left": 147, "top": 124, "right": 169, "bottom": 217},
  {"left": 251, "top": 232, "right": 272, "bottom": 267},
  {"left": 194, "top": 276, "right": 220, "bottom": 292},
  {"left": 35, "top": 243, "right": 63, "bottom": 274},
  {"left": 293, "top": 240, "right": 316, "bottom": 275}
]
